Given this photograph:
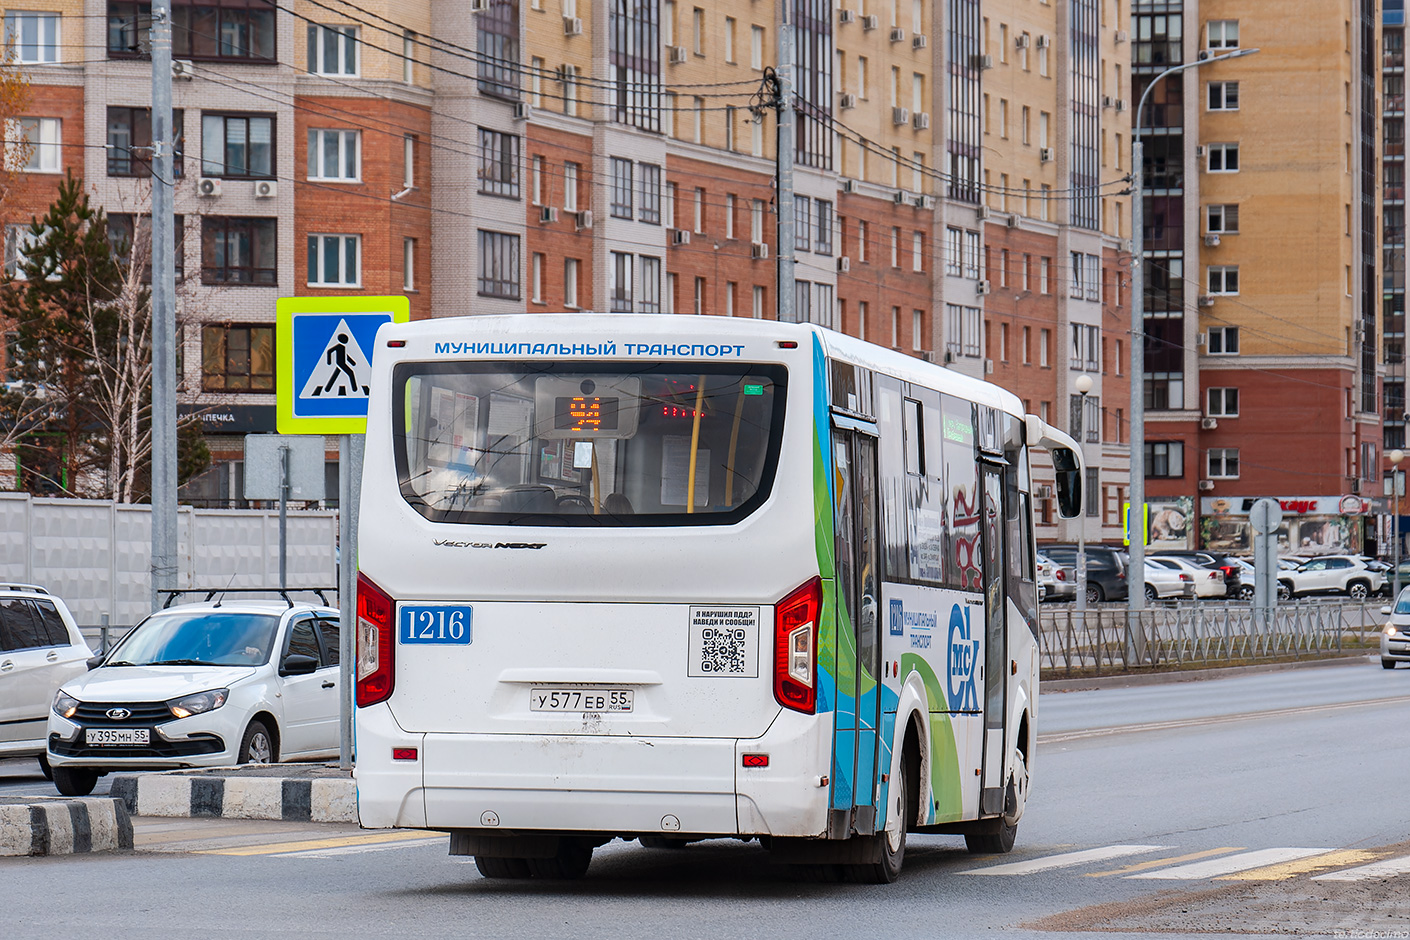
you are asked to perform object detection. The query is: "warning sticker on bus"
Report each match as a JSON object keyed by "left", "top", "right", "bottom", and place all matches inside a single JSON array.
[{"left": 687, "top": 606, "right": 760, "bottom": 678}]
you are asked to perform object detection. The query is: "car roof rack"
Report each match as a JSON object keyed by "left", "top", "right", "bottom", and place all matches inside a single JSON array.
[
  {"left": 157, "top": 587, "right": 336, "bottom": 610},
  {"left": 0, "top": 583, "right": 51, "bottom": 595}
]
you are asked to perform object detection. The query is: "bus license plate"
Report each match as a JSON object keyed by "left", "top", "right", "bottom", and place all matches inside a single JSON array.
[
  {"left": 529, "top": 689, "right": 633, "bottom": 713},
  {"left": 86, "top": 728, "right": 149, "bottom": 746}
]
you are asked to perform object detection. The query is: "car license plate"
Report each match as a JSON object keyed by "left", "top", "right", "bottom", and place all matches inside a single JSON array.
[
  {"left": 529, "top": 688, "right": 633, "bottom": 713},
  {"left": 86, "top": 728, "right": 149, "bottom": 746}
]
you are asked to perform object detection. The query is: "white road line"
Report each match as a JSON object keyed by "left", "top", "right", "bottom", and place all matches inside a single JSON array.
[
  {"left": 961, "top": 845, "right": 1170, "bottom": 875},
  {"left": 1312, "top": 855, "right": 1410, "bottom": 881},
  {"left": 1127, "top": 847, "right": 1332, "bottom": 880},
  {"left": 276, "top": 840, "right": 447, "bottom": 859}
]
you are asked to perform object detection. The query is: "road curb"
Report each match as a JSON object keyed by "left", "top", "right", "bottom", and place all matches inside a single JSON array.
[
  {"left": 0, "top": 798, "right": 134, "bottom": 857},
  {"left": 1041, "top": 653, "right": 1376, "bottom": 691},
  {"left": 110, "top": 771, "right": 356, "bottom": 823}
]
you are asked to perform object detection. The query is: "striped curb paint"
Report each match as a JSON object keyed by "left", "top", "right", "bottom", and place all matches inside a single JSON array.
[
  {"left": 110, "top": 773, "right": 356, "bottom": 823},
  {"left": 0, "top": 799, "right": 135, "bottom": 857}
]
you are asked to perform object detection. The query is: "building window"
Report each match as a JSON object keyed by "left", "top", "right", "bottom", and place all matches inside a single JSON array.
[
  {"left": 201, "top": 114, "right": 273, "bottom": 178},
  {"left": 108, "top": 213, "right": 186, "bottom": 281},
  {"left": 1207, "top": 81, "right": 1239, "bottom": 111},
  {"left": 402, "top": 30, "right": 416, "bottom": 82},
  {"left": 11, "top": 117, "right": 61, "bottom": 173},
  {"left": 201, "top": 324, "right": 274, "bottom": 391},
  {"left": 750, "top": 198, "right": 763, "bottom": 244},
  {"left": 306, "top": 234, "right": 360, "bottom": 288},
  {"left": 725, "top": 194, "right": 736, "bottom": 239},
  {"left": 945, "top": 227, "right": 962, "bottom": 276},
  {"left": 792, "top": 196, "right": 811, "bottom": 252},
  {"left": 1207, "top": 447, "right": 1240, "bottom": 479},
  {"left": 609, "top": 0, "right": 662, "bottom": 132},
  {"left": 530, "top": 56, "right": 543, "bottom": 106},
  {"left": 640, "top": 255, "right": 661, "bottom": 313},
  {"left": 307, "top": 128, "right": 359, "bottom": 181},
  {"left": 963, "top": 231, "right": 981, "bottom": 279},
  {"left": 1144, "top": 373, "right": 1184, "bottom": 410},
  {"left": 750, "top": 24, "right": 764, "bottom": 69},
  {"left": 476, "top": 0, "right": 520, "bottom": 99},
  {"left": 912, "top": 309, "right": 923, "bottom": 352},
  {"left": 1207, "top": 19, "right": 1239, "bottom": 50},
  {"left": 1070, "top": 324, "right": 1100, "bottom": 371},
  {"left": 563, "top": 162, "right": 579, "bottom": 211},
  {"left": 201, "top": 217, "right": 276, "bottom": 285},
  {"left": 694, "top": 276, "right": 706, "bottom": 314},
  {"left": 912, "top": 232, "right": 924, "bottom": 272},
  {"left": 563, "top": 257, "right": 579, "bottom": 307},
  {"left": 814, "top": 199, "right": 833, "bottom": 255},
  {"left": 4, "top": 11, "right": 59, "bottom": 64},
  {"left": 1207, "top": 387, "right": 1239, "bottom": 417},
  {"left": 1039, "top": 328, "right": 1050, "bottom": 367},
  {"left": 609, "top": 251, "right": 633, "bottom": 312},
  {"left": 693, "top": 187, "right": 704, "bottom": 233},
  {"left": 1144, "top": 442, "right": 1184, "bottom": 478},
  {"left": 4, "top": 224, "right": 44, "bottom": 278},
  {"left": 610, "top": 157, "right": 634, "bottom": 219},
  {"left": 477, "top": 128, "right": 520, "bottom": 198},
  {"left": 1206, "top": 204, "right": 1239, "bottom": 234},
  {"left": 108, "top": 0, "right": 276, "bottom": 62},
  {"left": 530, "top": 252, "right": 543, "bottom": 303},
  {"left": 752, "top": 285, "right": 765, "bottom": 318},
  {"left": 403, "top": 237, "right": 415, "bottom": 291},
  {"left": 307, "top": 24, "right": 358, "bottom": 75},
  {"left": 639, "top": 163, "right": 661, "bottom": 224},
  {"left": 1207, "top": 143, "right": 1240, "bottom": 172},
  {"left": 1208, "top": 326, "right": 1240, "bottom": 355},
  {"left": 477, "top": 230, "right": 520, "bottom": 299},
  {"left": 108, "top": 108, "right": 184, "bottom": 178},
  {"left": 1207, "top": 265, "right": 1239, "bottom": 295}
]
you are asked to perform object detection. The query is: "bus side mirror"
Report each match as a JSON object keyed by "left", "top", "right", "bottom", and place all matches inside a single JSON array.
[{"left": 1052, "top": 447, "right": 1082, "bottom": 519}]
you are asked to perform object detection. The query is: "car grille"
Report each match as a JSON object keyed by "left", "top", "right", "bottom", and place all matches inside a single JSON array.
[
  {"left": 49, "top": 732, "right": 225, "bottom": 760},
  {"left": 71, "top": 701, "right": 175, "bottom": 725}
]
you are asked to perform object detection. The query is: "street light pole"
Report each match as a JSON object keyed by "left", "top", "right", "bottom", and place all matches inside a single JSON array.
[
  {"left": 1129, "top": 47, "right": 1259, "bottom": 622},
  {"left": 1392, "top": 448, "right": 1405, "bottom": 600},
  {"left": 1075, "top": 374, "right": 1093, "bottom": 615}
]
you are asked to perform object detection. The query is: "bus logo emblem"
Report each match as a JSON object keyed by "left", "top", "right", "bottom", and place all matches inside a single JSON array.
[
  {"left": 888, "top": 599, "right": 904, "bottom": 636},
  {"left": 947, "top": 604, "right": 980, "bottom": 711}
]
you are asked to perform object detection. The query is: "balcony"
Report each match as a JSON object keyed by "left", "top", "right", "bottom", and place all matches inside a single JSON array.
[
  {"left": 1389, "top": 94, "right": 1407, "bottom": 116},
  {"left": 1387, "top": 225, "right": 1407, "bottom": 245},
  {"left": 1387, "top": 51, "right": 1405, "bottom": 70},
  {"left": 1387, "top": 184, "right": 1407, "bottom": 203}
]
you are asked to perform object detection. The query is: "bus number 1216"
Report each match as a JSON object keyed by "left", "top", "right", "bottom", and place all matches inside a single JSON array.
[{"left": 399, "top": 605, "right": 474, "bottom": 645}]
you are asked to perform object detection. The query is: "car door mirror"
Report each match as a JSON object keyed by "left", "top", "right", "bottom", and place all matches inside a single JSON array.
[
  {"left": 280, "top": 653, "right": 319, "bottom": 676},
  {"left": 1381, "top": 606, "right": 1392, "bottom": 616},
  {"left": 86, "top": 655, "right": 105, "bottom": 670}
]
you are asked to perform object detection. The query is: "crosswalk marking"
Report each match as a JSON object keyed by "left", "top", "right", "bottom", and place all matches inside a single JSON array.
[
  {"left": 1217, "top": 849, "right": 1385, "bottom": 881},
  {"left": 1313, "top": 854, "right": 1410, "bottom": 882},
  {"left": 1085, "top": 847, "right": 1244, "bottom": 877},
  {"left": 276, "top": 839, "right": 447, "bottom": 859},
  {"left": 195, "top": 831, "right": 442, "bottom": 857},
  {"left": 1126, "top": 847, "right": 1332, "bottom": 880},
  {"left": 962, "top": 844, "right": 1169, "bottom": 876}
]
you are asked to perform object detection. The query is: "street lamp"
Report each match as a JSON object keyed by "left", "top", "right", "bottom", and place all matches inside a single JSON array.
[
  {"left": 1392, "top": 449, "right": 1405, "bottom": 600},
  {"left": 1129, "top": 46, "right": 1260, "bottom": 619},
  {"left": 1075, "top": 374, "right": 1093, "bottom": 615}
]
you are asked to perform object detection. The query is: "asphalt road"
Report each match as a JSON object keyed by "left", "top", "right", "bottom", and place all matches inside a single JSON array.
[{"left": 2, "top": 658, "right": 1407, "bottom": 939}]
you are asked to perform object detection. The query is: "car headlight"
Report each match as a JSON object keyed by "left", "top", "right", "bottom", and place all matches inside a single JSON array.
[
  {"left": 168, "top": 689, "right": 229, "bottom": 719},
  {"left": 53, "top": 691, "right": 80, "bottom": 719},
  {"left": 1388, "top": 623, "right": 1403, "bottom": 637}
]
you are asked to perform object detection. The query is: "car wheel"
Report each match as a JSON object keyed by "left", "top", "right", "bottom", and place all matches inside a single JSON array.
[
  {"left": 1144, "top": 585, "right": 1158, "bottom": 603},
  {"left": 52, "top": 765, "right": 98, "bottom": 796},
  {"left": 37, "top": 753, "right": 52, "bottom": 781},
  {"left": 1384, "top": 659, "right": 1398, "bottom": 670},
  {"left": 1085, "top": 584, "right": 1104, "bottom": 605},
  {"left": 1238, "top": 585, "right": 1255, "bottom": 600},
  {"left": 1347, "top": 582, "right": 1370, "bottom": 601},
  {"left": 238, "top": 720, "right": 276, "bottom": 764},
  {"left": 1277, "top": 582, "right": 1293, "bottom": 600},
  {"left": 474, "top": 856, "right": 532, "bottom": 879}
]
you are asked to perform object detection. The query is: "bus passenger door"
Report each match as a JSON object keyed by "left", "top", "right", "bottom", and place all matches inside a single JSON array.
[
  {"left": 979, "top": 463, "right": 1009, "bottom": 815},
  {"left": 831, "top": 427, "right": 883, "bottom": 835}
]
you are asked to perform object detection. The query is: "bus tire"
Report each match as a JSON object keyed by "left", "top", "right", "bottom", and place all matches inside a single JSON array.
[
  {"left": 965, "top": 817, "right": 1017, "bottom": 854},
  {"left": 474, "top": 855, "right": 531, "bottom": 879},
  {"left": 639, "top": 836, "right": 688, "bottom": 849},
  {"left": 841, "top": 752, "right": 910, "bottom": 884},
  {"left": 526, "top": 838, "right": 593, "bottom": 879}
]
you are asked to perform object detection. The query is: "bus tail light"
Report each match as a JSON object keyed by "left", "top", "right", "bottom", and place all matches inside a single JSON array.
[
  {"left": 356, "top": 573, "right": 395, "bottom": 707},
  {"left": 773, "top": 577, "right": 821, "bottom": 714}
]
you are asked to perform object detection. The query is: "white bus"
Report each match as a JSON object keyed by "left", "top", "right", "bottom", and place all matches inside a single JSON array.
[{"left": 354, "top": 314, "right": 1082, "bottom": 883}]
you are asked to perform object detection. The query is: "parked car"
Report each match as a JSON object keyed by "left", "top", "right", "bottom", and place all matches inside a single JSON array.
[
  {"left": 1143, "top": 559, "right": 1195, "bottom": 602},
  {"left": 0, "top": 585, "right": 92, "bottom": 780},
  {"left": 1148, "top": 551, "right": 1244, "bottom": 599},
  {"left": 1381, "top": 587, "right": 1410, "bottom": 668},
  {"left": 1229, "top": 558, "right": 1258, "bottom": 600},
  {"left": 1276, "top": 555, "right": 1386, "bottom": 601},
  {"left": 1037, "top": 552, "right": 1075, "bottom": 602},
  {"left": 1147, "top": 556, "right": 1226, "bottom": 599},
  {"left": 1040, "top": 545, "right": 1129, "bottom": 604},
  {"left": 47, "top": 599, "right": 342, "bottom": 796}
]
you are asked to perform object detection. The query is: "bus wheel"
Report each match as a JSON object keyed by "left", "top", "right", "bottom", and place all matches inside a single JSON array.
[
  {"left": 639, "top": 836, "right": 688, "bottom": 849},
  {"left": 526, "top": 839, "right": 594, "bottom": 880},
  {"left": 965, "top": 818, "right": 1017, "bottom": 854},
  {"left": 473, "top": 856, "right": 531, "bottom": 879},
  {"left": 842, "top": 752, "right": 909, "bottom": 884}
]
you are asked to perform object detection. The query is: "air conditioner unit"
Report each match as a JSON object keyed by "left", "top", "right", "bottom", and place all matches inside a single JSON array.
[
  {"left": 841, "top": 178, "right": 857, "bottom": 193},
  {"left": 253, "top": 179, "right": 277, "bottom": 199},
  {"left": 920, "top": 195, "right": 936, "bottom": 210},
  {"left": 1102, "top": 95, "right": 1115, "bottom": 108},
  {"left": 1198, "top": 295, "right": 1216, "bottom": 307},
  {"left": 1203, "top": 233, "right": 1221, "bottom": 247},
  {"left": 669, "top": 46, "right": 688, "bottom": 64},
  {"left": 920, "top": 350, "right": 936, "bottom": 363},
  {"left": 912, "top": 194, "right": 927, "bottom": 208},
  {"left": 470, "top": 0, "right": 489, "bottom": 11},
  {"left": 1115, "top": 29, "right": 1130, "bottom": 43},
  {"left": 563, "top": 16, "right": 582, "bottom": 36},
  {"left": 1040, "top": 147, "right": 1055, "bottom": 162},
  {"left": 1035, "top": 484, "right": 1053, "bottom": 498},
  {"left": 861, "top": 14, "right": 879, "bottom": 30},
  {"left": 1196, "top": 331, "right": 1209, "bottom": 346},
  {"left": 539, "top": 206, "right": 559, "bottom": 223},
  {"left": 838, "top": 256, "right": 851, "bottom": 273},
  {"left": 1351, "top": 478, "right": 1362, "bottom": 495},
  {"left": 913, "top": 111, "right": 930, "bottom": 130},
  {"left": 512, "top": 102, "right": 532, "bottom": 121},
  {"left": 977, "top": 279, "right": 991, "bottom": 295},
  {"left": 839, "top": 9, "right": 856, "bottom": 25},
  {"left": 1036, "top": 35, "right": 1051, "bottom": 49},
  {"left": 1115, "top": 99, "right": 1128, "bottom": 112},
  {"left": 913, "top": 34, "right": 927, "bottom": 51},
  {"left": 971, "top": 54, "right": 994, "bottom": 69},
  {"left": 750, "top": 241, "right": 769, "bottom": 260},
  {"left": 1016, "top": 34, "right": 1031, "bottom": 49},
  {"left": 1195, "top": 145, "right": 1207, "bottom": 157},
  {"left": 985, "top": 359, "right": 995, "bottom": 374},
  {"left": 1006, "top": 214, "right": 1020, "bottom": 229},
  {"left": 943, "top": 349, "right": 955, "bottom": 364},
  {"left": 892, "top": 106, "right": 911, "bottom": 126},
  {"left": 197, "top": 178, "right": 222, "bottom": 197},
  {"left": 574, "top": 209, "right": 593, "bottom": 230},
  {"left": 671, "top": 229, "right": 691, "bottom": 246},
  {"left": 171, "top": 58, "right": 195, "bottom": 80},
  {"left": 978, "top": 205, "right": 992, "bottom": 220},
  {"left": 839, "top": 93, "right": 857, "bottom": 109},
  {"left": 1201, "top": 417, "right": 1219, "bottom": 430},
  {"left": 889, "top": 27, "right": 906, "bottom": 43},
  {"left": 1198, "top": 480, "right": 1216, "bottom": 491},
  {"left": 893, "top": 190, "right": 909, "bottom": 205}
]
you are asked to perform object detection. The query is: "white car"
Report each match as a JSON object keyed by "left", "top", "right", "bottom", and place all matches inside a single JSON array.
[
  {"left": 1147, "top": 556, "right": 1226, "bottom": 599},
  {"left": 0, "top": 585, "right": 92, "bottom": 778},
  {"left": 1143, "top": 559, "right": 1195, "bottom": 602},
  {"left": 1382, "top": 588, "right": 1410, "bottom": 669},
  {"left": 47, "top": 600, "right": 342, "bottom": 796},
  {"left": 1277, "top": 555, "right": 1387, "bottom": 601}
]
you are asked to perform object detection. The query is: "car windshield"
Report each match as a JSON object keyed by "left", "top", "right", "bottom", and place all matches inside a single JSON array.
[
  {"left": 394, "top": 362, "right": 787, "bottom": 526},
  {"left": 1396, "top": 588, "right": 1410, "bottom": 615},
  {"left": 107, "top": 611, "right": 280, "bottom": 667}
]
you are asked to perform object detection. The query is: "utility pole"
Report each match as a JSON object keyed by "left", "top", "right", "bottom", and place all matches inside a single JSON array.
[
  {"left": 775, "top": 6, "right": 796, "bottom": 323},
  {"left": 149, "top": 0, "right": 178, "bottom": 611}
]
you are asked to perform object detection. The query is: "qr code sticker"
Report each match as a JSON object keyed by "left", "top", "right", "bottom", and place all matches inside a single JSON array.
[{"left": 688, "top": 607, "right": 760, "bottom": 678}]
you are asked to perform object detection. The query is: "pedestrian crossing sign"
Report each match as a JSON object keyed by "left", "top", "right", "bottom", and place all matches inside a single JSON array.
[{"left": 276, "top": 296, "right": 411, "bottom": 434}]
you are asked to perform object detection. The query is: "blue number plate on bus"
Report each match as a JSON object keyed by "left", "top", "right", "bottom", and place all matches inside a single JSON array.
[{"left": 399, "top": 605, "right": 473, "bottom": 645}]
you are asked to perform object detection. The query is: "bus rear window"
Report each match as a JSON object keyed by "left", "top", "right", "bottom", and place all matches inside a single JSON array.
[{"left": 392, "top": 362, "right": 787, "bottom": 526}]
